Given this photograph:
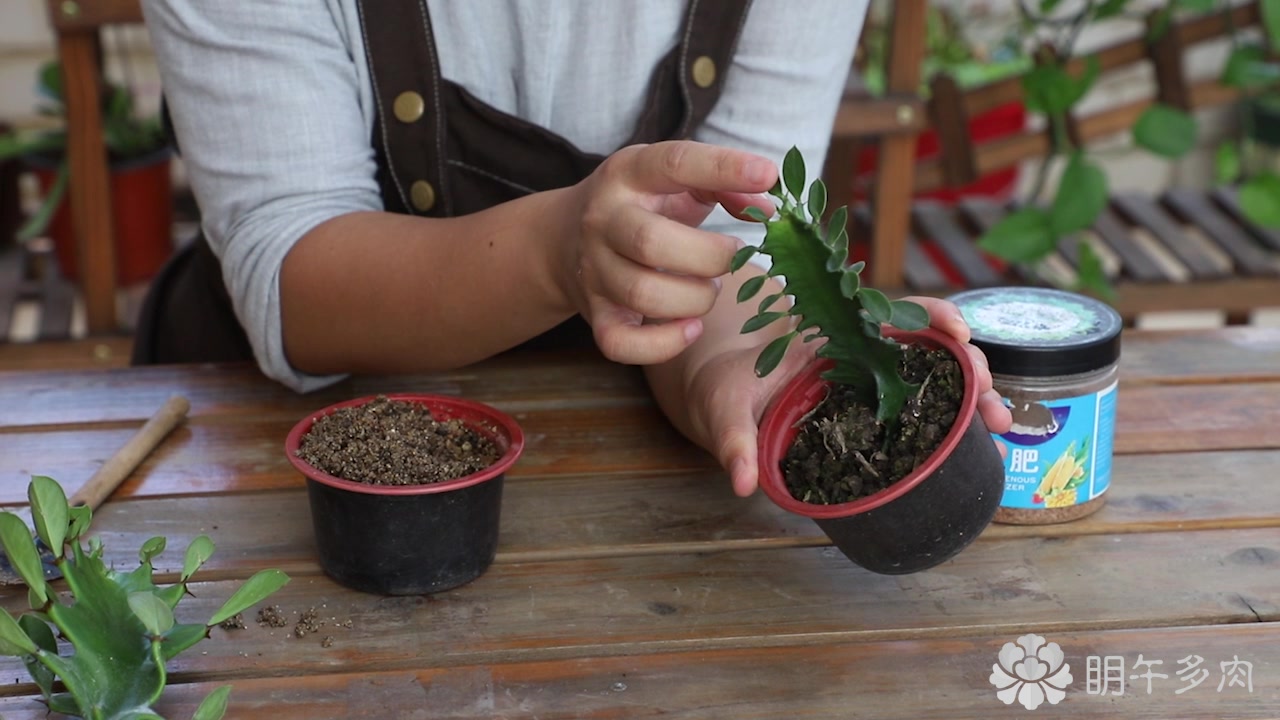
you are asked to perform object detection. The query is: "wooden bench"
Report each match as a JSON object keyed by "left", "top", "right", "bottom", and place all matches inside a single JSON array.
[{"left": 829, "top": 1, "right": 1280, "bottom": 325}]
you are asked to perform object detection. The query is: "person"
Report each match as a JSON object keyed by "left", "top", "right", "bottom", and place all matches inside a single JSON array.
[{"left": 136, "top": 0, "right": 1012, "bottom": 498}]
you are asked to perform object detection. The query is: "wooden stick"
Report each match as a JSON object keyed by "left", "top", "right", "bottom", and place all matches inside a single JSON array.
[{"left": 69, "top": 395, "right": 190, "bottom": 510}]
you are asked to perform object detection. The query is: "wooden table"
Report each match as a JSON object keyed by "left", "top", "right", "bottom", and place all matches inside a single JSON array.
[{"left": 0, "top": 327, "right": 1277, "bottom": 718}]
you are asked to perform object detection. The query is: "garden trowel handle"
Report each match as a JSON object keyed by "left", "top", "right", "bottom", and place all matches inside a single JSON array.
[{"left": 69, "top": 395, "right": 190, "bottom": 510}]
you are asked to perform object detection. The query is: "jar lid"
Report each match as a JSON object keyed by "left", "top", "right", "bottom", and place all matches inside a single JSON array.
[{"left": 947, "top": 287, "right": 1122, "bottom": 377}]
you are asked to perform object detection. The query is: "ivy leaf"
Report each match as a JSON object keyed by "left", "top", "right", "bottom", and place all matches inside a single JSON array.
[
  {"left": 860, "top": 288, "right": 892, "bottom": 325},
  {"left": 806, "top": 179, "right": 827, "bottom": 221},
  {"left": 1050, "top": 153, "right": 1108, "bottom": 235},
  {"left": 741, "top": 206, "right": 770, "bottom": 222},
  {"left": 741, "top": 312, "right": 789, "bottom": 334},
  {"left": 1239, "top": 173, "right": 1280, "bottom": 227},
  {"left": 1133, "top": 104, "right": 1197, "bottom": 158},
  {"left": 979, "top": 207, "right": 1056, "bottom": 262},
  {"left": 781, "top": 146, "right": 805, "bottom": 201},
  {"left": 736, "top": 275, "right": 767, "bottom": 303},
  {"left": 207, "top": 569, "right": 291, "bottom": 627},
  {"left": 1215, "top": 141, "right": 1242, "bottom": 185},
  {"left": 729, "top": 244, "right": 759, "bottom": 272},
  {"left": 28, "top": 476, "right": 68, "bottom": 560},
  {"left": 1022, "top": 56, "right": 1099, "bottom": 116},
  {"left": 888, "top": 300, "right": 929, "bottom": 331},
  {"left": 129, "top": 592, "right": 175, "bottom": 636},
  {"left": 182, "top": 535, "right": 215, "bottom": 582},
  {"left": 754, "top": 332, "right": 796, "bottom": 377},
  {"left": 193, "top": 686, "right": 233, "bottom": 720}
]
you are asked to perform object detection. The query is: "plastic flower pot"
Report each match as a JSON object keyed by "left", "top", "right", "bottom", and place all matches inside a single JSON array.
[
  {"left": 757, "top": 327, "right": 1004, "bottom": 575},
  {"left": 285, "top": 393, "right": 524, "bottom": 595}
]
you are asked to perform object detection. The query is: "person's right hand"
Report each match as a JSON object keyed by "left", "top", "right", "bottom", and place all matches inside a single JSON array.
[{"left": 558, "top": 141, "right": 778, "bottom": 365}]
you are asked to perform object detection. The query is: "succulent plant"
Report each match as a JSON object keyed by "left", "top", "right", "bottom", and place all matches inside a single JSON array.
[
  {"left": 730, "top": 146, "right": 930, "bottom": 424},
  {"left": 0, "top": 475, "right": 290, "bottom": 720}
]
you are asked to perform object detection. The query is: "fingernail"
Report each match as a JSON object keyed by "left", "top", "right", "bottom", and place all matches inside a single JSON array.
[
  {"left": 712, "top": 276, "right": 723, "bottom": 291},
  {"left": 745, "top": 160, "right": 774, "bottom": 185},
  {"left": 683, "top": 319, "right": 703, "bottom": 343}
]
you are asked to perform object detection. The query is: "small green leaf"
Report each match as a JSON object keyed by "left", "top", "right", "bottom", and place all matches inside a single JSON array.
[
  {"left": 18, "top": 615, "right": 56, "bottom": 696},
  {"left": 782, "top": 146, "right": 805, "bottom": 201},
  {"left": 978, "top": 207, "right": 1057, "bottom": 262},
  {"left": 1132, "top": 104, "right": 1197, "bottom": 158},
  {"left": 162, "top": 623, "right": 211, "bottom": 661},
  {"left": 129, "top": 592, "right": 176, "bottom": 636},
  {"left": 1039, "top": 0, "right": 1063, "bottom": 12},
  {"left": 28, "top": 476, "right": 68, "bottom": 560},
  {"left": 860, "top": 288, "right": 892, "bottom": 325},
  {"left": 889, "top": 300, "right": 930, "bottom": 331},
  {"left": 140, "top": 536, "right": 167, "bottom": 565},
  {"left": 1093, "top": 0, "right": 1132, "bottom": 19},
  {"left": 1264, "top": 0, "right": 1280, "bottom": 49},
  {"left": 741, "top": 206, "right": 770, "bottom": 222},
  {"left": 754, "top": 332, "right": 796, "bottom": 377},
  {"left": 827, "top": 206, "right": 849, "bottom": 241},
  {"left": 736, "top": 275, "right": 767, "bottom": 303},
  {"left": 729, "top": 244, "right": 759, "bottom": 272},
  {"left": 741, "top": 312, "right": 788, "bottom": 334},
  {"left": 1220, "top": 45, "right": 1280, "bottom": 89},
  {"left": 16, "top": 162, "right": 68, "bottom": 242},
  {"left": 1175, "top": 0, "right": 1217, "bottom": 11},
  {"left": 758, "top": 292, "right": 783, "bottom": 313},
  {"left": 208, "top": 569, "right": 291, "bottom": 626},
  {"left": 193, "top": 686, "right": 233, "bottom": 720},
  {"left": 1215, "top": 142, "right": 1241, "bottom": 185},
  {"left": 37, "top": 61, "right": 62, "bottom": 102},
  {"left": 848, "top": 260, "right": 866, "bottom": 274},
  {"left": 1021, "top": 56, "right": 1099, "bottom": 117},
  {"left": 767, "top": 177, "right": 784, "bottom": 199},
  {"left": 182, "top": 535, "right": 215, "bottom": 582},
  {"left": 0, "top": 513, "right": 48, "bottom": 605},
  {"left": 806, "top": 179, "right": 827, "bottom": 221},
  {"left": 839, "top": 267, "right": 861, "bottom": 298},
  {"left": 66, "top": 505, "right": 91, "bottom": 540},
  {"left": 1049, "top": 153, "right": 1109, "bottom": 235},
  {"left": 0, "top": 608, "right": 38, "bottom": 655},
  {"left": 1074, "top": 242, "right": 1115, "bottom": 301},
  {"left": 824, "top": 242, "right": 849, "bottom": 272},
  {"left": 828, "top": 228, "right": 849, "bottom": 253},
  {"left": 1239, "top": 173, "right": 1280, "bottom": 227},
  {"left": 27, "top": 587, "right": 42, "bottom": 611}
]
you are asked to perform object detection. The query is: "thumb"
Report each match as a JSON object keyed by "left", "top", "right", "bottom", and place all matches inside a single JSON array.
[{"left": 716, "top": 420, "right": 760, "bottom": 498}]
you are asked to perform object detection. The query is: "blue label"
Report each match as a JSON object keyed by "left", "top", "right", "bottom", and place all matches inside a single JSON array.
[{"left": 994, "top": 381, "right": 1117, "bottom": 510}]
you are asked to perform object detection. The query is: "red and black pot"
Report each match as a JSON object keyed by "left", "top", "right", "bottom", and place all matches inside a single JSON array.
[
  {"left": 758, "top": 328, "right": 1004, "bottom": 575},
  {"left": 285, "top": 393, "right": 524, "bottom": 595}
]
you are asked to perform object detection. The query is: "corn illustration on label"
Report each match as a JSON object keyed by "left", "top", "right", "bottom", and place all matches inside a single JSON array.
[{"left": 995, "top": 380, "right": 1117, "bottom": 509}]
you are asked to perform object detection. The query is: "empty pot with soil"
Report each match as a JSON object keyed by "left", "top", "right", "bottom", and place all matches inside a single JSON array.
[{"left": 285, "top": 393, "right": 524, "bottom": 595}]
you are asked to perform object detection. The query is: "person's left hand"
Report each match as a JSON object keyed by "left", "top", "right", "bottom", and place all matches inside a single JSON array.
[{"left": 686, "top": 296, "right": 1012, "bottom": 497}]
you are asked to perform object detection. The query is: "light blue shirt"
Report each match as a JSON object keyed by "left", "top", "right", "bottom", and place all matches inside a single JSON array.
[{"left": 141, "top": 0, "right": 866, "bottom": 391}]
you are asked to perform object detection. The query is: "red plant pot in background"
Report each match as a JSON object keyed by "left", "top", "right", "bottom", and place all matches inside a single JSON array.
[
  {"left": 854, "top": 100, "right": 1026, "bottom": 204},
  {"left": 31, "top": 148, "right": 174, "bottom": 287}
]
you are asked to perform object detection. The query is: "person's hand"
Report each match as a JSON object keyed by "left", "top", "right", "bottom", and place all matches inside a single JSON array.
[
  {"left": 560, "top": 141, "right": 777, "bottom": 365},
  {"left": 686, "top": 296, "right": 1012, "bottom": 498}
]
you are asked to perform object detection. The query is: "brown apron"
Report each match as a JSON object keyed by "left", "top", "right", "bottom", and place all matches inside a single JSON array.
[{"left": 132, "top": 0, "right": 753, "bottom": 367}]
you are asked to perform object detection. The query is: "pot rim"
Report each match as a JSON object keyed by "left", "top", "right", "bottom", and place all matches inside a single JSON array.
[
  {"left": 285, "top": 392, "right": 525, "bottom": 496},
  {"left": 757, "top": 327, "right": 981, "bottom": 520}
]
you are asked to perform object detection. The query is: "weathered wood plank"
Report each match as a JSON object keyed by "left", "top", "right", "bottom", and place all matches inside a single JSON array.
[
  {"left": 854, "top": 206, "right": 951, "bottom": 291},
  {"left": 1112, "top": 195, "right": 1231, "bottom": 280},
  {"left": 1092, "top": 207, "right": 1175, "bottom": 282},
  {"left": 5, "top": 623, "right": 1270, "bottom": 719},
  {"left": 912, "top": 201, "right": 1004, "bottom": 286},
  {"left": 1111, "top": 383, "right": 1280, "bottom": 454},
  {"left": 3, "top": 530, "right": 1274, "bottom": 683},
  {"left": 53, "top": 449, "right": 1280, "bottom": 582},
  {"left": 1163, "top": 189, "right": 1279, "bottom": 276},
  {"left": 1212, "top": 186, "right": 1280, "bottom": 252},
  {"left": 1116, "top": 327, "right": 1280, "bottom": 385}
]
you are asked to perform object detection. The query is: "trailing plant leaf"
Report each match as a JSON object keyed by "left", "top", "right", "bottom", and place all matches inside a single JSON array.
[
  {"left": 1049, "top": 153, "right": 1109, "bottom": 234},
  {"left": 1215, "top": 141, "right": 1242, "bottom": 185},
  {"left": 729, "top": 146, "right": 924, "bottom": 423},
  {"left": 1239, "top": 172, "right": 1280, "bottom": 227},
  {"left": 978, "top": 207, "right": 1056, "bottom": 262},
  {"left": 0, "top": 476, "right": 288, "bottom": 719},
  {"left": 1074, "top": 242, "right": 1115, "bottom": 301},
  {"left": 1132, "top": 104, "right": 1197, "bottom": 158}
]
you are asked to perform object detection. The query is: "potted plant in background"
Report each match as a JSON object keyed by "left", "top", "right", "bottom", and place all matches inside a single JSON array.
[
  {"left": 0, "top": 475, "right": 289, "bottom": 719},
  {"left": 0, "top": 60, "right": 173, "bottom": 287},
  {"left": 286, "top": 393, "right": 525, "bottom": 596},
  {"left": 732, "top": 147, "right": 1005, "bottom": 575}
]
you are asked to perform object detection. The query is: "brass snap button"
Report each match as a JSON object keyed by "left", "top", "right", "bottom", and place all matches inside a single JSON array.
[
  {"left": 410, "top": 180, "right": 436, "bottom": 212},
  {"left": 394, "top": 91, "right": 425, "bottom": 123},
  {"left": 691, "top": 56, "right": 716, "bottom": 88}
]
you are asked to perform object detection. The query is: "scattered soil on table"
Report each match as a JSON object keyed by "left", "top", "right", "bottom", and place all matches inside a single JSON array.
[
  {"left": 296, "top": 395, "right": 500, "bottom": 485},
  {"left": 218, "top": 613, "right": 246, "bottom": 630},
  {"left": 252, "top": 603, "right": 354, "bottom": 648},
  {"left": 782, "top": 345, "right": 963, "bottom": 505},
  {"left": 256, "top": 604, "right": 289, "bottom": 628}
]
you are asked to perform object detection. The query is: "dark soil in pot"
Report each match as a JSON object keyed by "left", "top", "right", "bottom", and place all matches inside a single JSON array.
[
  {"left": 782, "top": 345, "right": 963, "bottom": 505},
  {"left": 296, "top": 395, "right": 500, "bottom": 486}
]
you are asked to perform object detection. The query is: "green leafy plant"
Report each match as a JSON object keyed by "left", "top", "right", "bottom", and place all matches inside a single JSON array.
[
  {"left": 0, "top": 60, "right": 166, "bottom": 242},
  {"left": 729, "top": 146, "right": 930, "bottom": 425},
  {"left": 0, "top": 475, "right": 289, "bottom": 720}
]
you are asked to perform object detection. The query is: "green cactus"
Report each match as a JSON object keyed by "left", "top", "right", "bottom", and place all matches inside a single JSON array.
[
  {"left": 731, "top": 146, "right": 930, "bottom": 424},
  {"left": 0, "top": 475, "right": 290, "bottom": 720}
]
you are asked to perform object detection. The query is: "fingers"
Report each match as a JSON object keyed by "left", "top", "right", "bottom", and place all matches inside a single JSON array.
[
  {"left": 710, "top": 407, "right": 761, "bottom": 498},
  {"left": 590, "top": 299, "right": 704, "bottom": 364},
  {"left": 979, "top": 389, "right": 1013, "bottom": 435},
  {"left": 900, "top": 296, "right": 970, "bottom": 344},
  {"left": 588, "top": 249, "right": 721, "bottom": 320},
  {"left": 608, "top": 204, "right": 741, "bottom": 278},
  {"left": 626, "top": 141, "right": 777, "bottom": 196}
]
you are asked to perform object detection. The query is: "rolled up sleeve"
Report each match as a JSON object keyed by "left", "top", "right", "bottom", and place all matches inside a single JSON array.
[{"left": 142, "top": 0, "right": 379, "bottom": 392}]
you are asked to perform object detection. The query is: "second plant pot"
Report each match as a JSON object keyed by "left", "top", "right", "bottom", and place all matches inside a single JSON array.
[
  {"left": 285, "top": 393, "right": 525, "bottom": 595},
  {"left": 757, "top": 327, "right": 1005, "bottom": 575}
]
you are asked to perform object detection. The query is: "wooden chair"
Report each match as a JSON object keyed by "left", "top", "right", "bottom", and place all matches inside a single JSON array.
[
  {"left": 830, "top": 1, "right": 1280, "bottom": 325},
  {"left": 43, "top": 0, "right": 145, "bottom": 335}
]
